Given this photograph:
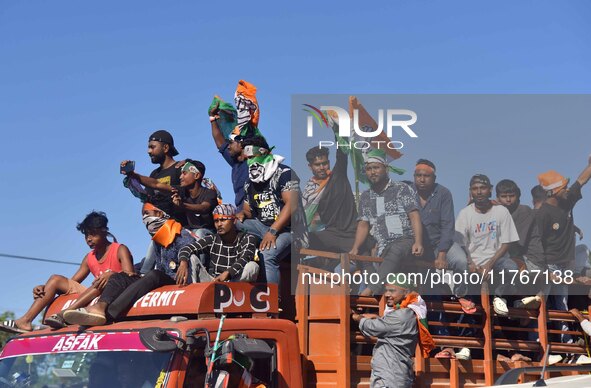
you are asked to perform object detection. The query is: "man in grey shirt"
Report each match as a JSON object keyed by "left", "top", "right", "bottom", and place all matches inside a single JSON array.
[{"left": 352, "top": 281, "right": 419, "bottom": 388}]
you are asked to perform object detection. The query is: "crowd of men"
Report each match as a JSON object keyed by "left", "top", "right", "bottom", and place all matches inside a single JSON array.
[{"left": 1, "top": 85, "right": 590, "bottom": 386}]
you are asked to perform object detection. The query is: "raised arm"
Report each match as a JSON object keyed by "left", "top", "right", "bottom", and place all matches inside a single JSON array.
[{"left": 576, "top": 155, "right": 591, "bottom": 187}]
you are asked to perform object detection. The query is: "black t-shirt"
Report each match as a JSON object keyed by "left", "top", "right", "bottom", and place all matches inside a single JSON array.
[
  {"left": 147, "top": 164, "right": 184, "bottom": 223},
  {"left": 180, "top": 187, "right": 218, "bottom": 230},
  {"left": 509, "top": 204, "right": 545, "bottom": 265},
  {"left": 535, "top": 181, "right": 582, "bottom": 266},
  {"left": 245, "top": 164, "right": 300, "bottom": 227}
]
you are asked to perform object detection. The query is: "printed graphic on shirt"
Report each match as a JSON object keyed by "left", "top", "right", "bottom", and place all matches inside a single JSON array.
[
  {"left": 254, "top": 191, "right": 280, "bottom": 223},
  {"left": 157, "top": 176, "right": 171, "bottom": 186},
  {"left": 474, "top": 220, "right": 497, "bottom": 240}
]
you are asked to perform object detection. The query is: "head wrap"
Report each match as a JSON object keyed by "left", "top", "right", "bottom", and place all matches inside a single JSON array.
[
  {"left": 538, "top": 170, "right": 569, "bottom": 195},
  {"left": 363, "top": 148, "right": 388, "bottom": 166},
  {"left": 213, "top": 204, "right": 237, "bottom": 219},
  {"left": 415, "top": 163, "right": 435, "bottom": 174},
  {"left": 247, "top": 154, "right": 285, "bottom": 183},
  {"left": 141, "top": 203, "right": 169, "bottom": 236}
]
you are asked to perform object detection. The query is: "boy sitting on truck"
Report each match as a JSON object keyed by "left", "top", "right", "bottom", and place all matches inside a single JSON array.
[
  {"left": 178, "top": 204, "right": 259, "bottom": 282},
  {"left": 63, "top": 203, "right": 194, "bottom": 326},
  {"left": 0, "top": 211, "right": 134, "bottom": 333}
]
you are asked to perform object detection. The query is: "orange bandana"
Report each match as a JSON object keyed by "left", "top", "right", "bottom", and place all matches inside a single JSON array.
[{"left": 152, "top": 219, "right": 182, "bottom": 248}]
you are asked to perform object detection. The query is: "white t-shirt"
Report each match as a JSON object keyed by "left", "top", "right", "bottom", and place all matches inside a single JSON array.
[{"left": 455, "top": 204, "right": 519, "bottom": 267}]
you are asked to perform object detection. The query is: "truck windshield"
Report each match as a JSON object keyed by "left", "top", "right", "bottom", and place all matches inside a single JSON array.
[
  {"left": 0, "top": 350, "right": 172, "bottom": 388},
  {"left": 0, "top": 331, "right": 175, "bottom": 388}
]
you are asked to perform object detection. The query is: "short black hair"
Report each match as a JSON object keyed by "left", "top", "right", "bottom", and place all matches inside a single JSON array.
[
  {"left": 77, "top": 211, "right": 109, "bottom": 235},
  {"left": 531, "top": 184, "right": 547, "bottom": 203},
  {"left": 241, "top": 136, "right": 269, "bottom": 150},
  {"left": 415, "top": 158, "right": 436, "bottom": 171},
  {"left": 496, "top": 179, "right": 521, "bottom": 198},
  {"left": 306, "top": 146, "right": 329, "bottom": 163}
]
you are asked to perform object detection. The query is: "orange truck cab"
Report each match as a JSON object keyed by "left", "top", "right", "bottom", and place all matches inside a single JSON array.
[{"left": 0, "top": 282, "right": 303, "bottom": 388}]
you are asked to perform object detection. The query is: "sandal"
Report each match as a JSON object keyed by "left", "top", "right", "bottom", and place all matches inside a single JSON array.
[
  {"left": 0, "top": 320, "right": 31, "bottom": 334},
  {"left": 435, "top": 348, "right": 456, "bottom": 359},
  {"left": 63, "top": 308, "right": 106, "bottom": 326},
  {"left": 493, "top": 297, "right": 509, "bottom": 316},
  {"left": 511, "top": 353, "right": 532, "bottom": 362},
  {"left": 45, "top": 313, "right": 66, "bottom": 329},
  {"left": 497, "top": 354, "right": 512, "bottom": 363},
  {"left": 458, "top": 298, "right": 477, "bottom": 314},
  {"left": 455, "top": 347, "right": 471, "bottom": 360}
]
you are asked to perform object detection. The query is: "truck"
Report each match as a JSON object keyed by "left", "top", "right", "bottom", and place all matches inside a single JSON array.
[{"left": 1, "top": 250, "right": 590, "bottom": 387}]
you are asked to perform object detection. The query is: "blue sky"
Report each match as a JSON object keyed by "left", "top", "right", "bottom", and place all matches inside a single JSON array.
[{"left": 1, "top": 1, "right": 590, "bottom": 318}]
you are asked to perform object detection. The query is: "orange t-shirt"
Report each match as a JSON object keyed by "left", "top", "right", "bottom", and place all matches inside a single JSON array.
[{"left": 87, "top": 242, "right": 122, "bottom": 277}]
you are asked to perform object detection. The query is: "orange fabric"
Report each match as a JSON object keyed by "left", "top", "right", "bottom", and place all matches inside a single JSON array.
[
  {"left": 236, "top": 80, "right": 259, "bottom": 127},
  {"left": 415, "top": 164, "right": 435, "bottom": 174},
  {"left": 311, "top": 170, "right": 332, "bottom": 191},
  {"left": 152, "top": 219, "right": 182, "bottom": 248},
  {"left": 398, "top": 292, "right": 436, "bottom": 358},
  {"left": 142, "top": 202, "right": 159, "bottom": 212},
  {"left": 87, "top": 243, "right": 122, "bottom": 277},
  {"left": 538, "top": 170, "right": 568, "bottom": 194}
]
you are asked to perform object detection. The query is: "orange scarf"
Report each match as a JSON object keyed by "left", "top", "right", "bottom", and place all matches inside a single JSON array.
[{"left": 152, "top": 219, "right": 182, "bottom": 248}]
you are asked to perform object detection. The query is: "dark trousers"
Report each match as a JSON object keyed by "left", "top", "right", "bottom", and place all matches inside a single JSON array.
[
  {"left": 100, "top": 270, "right": 175, "bottom": 320},
  {"left": 368, "top": 236, "right": 414, "bottom": 295}
]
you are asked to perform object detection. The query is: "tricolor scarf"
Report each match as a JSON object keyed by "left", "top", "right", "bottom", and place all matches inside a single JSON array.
[
  {"left": 247, "top": 154, "right": 285, "bottom": 184},
  {"left": 302, "top": 173, "right": 331, "bottom": 231},
  {"left": 384, "top": 292, "right": 435, "bottom": 358}
]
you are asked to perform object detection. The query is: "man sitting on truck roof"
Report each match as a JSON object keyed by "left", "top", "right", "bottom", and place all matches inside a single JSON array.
[
  {"left": 351, "top": 276, "right": 434, "bottom": 388},
  {"left": 63, "top": 203, "right": 194, "bottom": 326},
  {"left": 0, "top": 211, "right": 134, "bottom": 333},
  {"left": 178, "top": 204, "right": 260, "bottom": 282}
]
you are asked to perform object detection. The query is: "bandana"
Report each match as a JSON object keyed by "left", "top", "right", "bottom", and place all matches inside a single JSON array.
[
  {"left": 181, "top": 162, "right": 199, "bottom": 175},
  {"left": 243, "top": 145, "right": 269, "bottom": 158},
  {"left": 364, "top": 149, "right": 387, "bottom": 166},
  {"left": 151, "top": 219, "right": 182, "bottom": 248},
  {"left": 247, "top": 154, "right": 285, "bottom": 183},
  {"left": 142, "top": 214, "right": 168, "bottom": 236},
  {"left": 538, "top": 170, "right": 569, "bottom": 195},
  {"left": 415, "top": 163, "right": 435, "bottom": 174},
  {"left": 213, "top": 203, "right": 237, "bottom": 219}
]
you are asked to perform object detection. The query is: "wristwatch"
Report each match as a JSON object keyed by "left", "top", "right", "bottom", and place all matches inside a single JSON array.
[{"left": 269, "top": 228, "right": 279, "bottom": 237}]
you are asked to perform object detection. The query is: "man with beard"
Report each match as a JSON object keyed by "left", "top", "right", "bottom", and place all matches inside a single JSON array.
[
  {"left": 412, "top": 159, "right": 473, "bottom": 313},
  {"left": 178, "top": 204, "right": 259, "bottom": 282},
  {"left": 350, "top": 149, "right": 424, "bottom": 297},
  {"left": 302, "top": 146, "right": 358, "bottom": 254},
  {"left": 535, "top": 157, "right": 591, "bottom": 342},
  {"left": 63, "top": 203, "right": 194, "bottom": 326},
  {"left": 351, "top": 278, "right": 434, "bottom": 388},
  {"left": 455, "top": 174, "right": 520, "bottom": 316},
  {"left": 237, "top": 137, "right": 299, "bottom": 286}
]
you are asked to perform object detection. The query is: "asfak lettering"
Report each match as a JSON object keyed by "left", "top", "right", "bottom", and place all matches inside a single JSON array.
[{"left": 51, "top": 334, "right": 105, "bottom": 352}]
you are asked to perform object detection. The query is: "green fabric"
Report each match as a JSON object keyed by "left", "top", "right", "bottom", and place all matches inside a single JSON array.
[
  {"left": 326, "top": 114, "right": 404, "bottom": 185},
  {"left": 208, "top": 96, "right": 238, "bottom": 140},
  {"left": 246, "top": 154, "right": 274, "bottom": 167}
]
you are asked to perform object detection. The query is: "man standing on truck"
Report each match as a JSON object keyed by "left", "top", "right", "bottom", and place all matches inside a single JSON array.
[
  {"left": 351, "top": 277, "right": 433, "bottom": 388},
  {"left": 350, "top": 149, "right": 424, "bottom": 297}
]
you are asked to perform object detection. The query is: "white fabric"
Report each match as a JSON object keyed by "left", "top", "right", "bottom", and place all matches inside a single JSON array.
[
  {"left": 455, "top": 204, "right": 519, "bottom": 267},
  {"left": 581, "top": 319, "right": 591, "bottom": 336}
]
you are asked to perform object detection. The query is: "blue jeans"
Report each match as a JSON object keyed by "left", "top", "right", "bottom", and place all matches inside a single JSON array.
[
  {"left": 140, "top": 241, "right": 158, "bottom": 275},
  {"left": 237, "top": 219, "right": 291, "bottom": 285},
  {"left": 547, "top": 263, "right": 572, "bottom": 343}
]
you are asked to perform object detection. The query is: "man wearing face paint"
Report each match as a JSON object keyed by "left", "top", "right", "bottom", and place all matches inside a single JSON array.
[
  {"left": 237, "top": 137, "right": 300, "bottom": 286},
  {"left": 64, "top": 203, "right": 195, "bottom": 326},
  {"left": 455, "top": 174, "right": 520, "bottom": 316},
  {"left": 178, "top": 204, "right": 260, "bottom": 282}
]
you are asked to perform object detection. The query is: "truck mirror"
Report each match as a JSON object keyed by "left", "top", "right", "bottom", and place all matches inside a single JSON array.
[
  {"left": 139, "top": 328, "right": 180, "bottom": 352},
  {"left": 231, "top": 337, "right": 274, "bottom": 359}
]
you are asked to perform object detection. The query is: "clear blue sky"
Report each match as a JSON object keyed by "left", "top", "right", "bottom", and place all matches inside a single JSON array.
[{"left": 1, "top": 1, "right": 590, "bottom": 318}]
